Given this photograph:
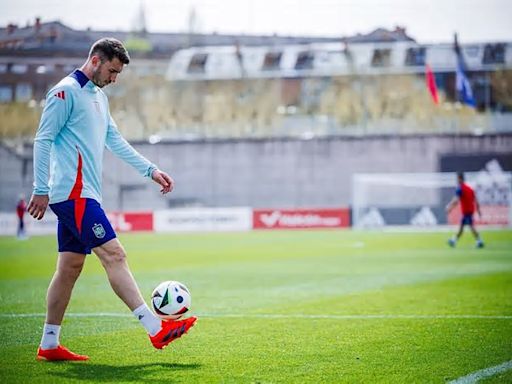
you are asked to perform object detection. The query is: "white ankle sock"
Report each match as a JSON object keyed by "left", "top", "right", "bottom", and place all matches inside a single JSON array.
[
  {"left": 40, "top": 323, "right": 61, "bottom": 350},
  {"left": 133, "top": 303, "right": 161, "bottom": 336}
]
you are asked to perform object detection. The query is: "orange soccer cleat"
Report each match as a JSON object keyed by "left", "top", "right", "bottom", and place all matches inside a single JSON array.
[
  {"left": 36, "top": 345, "right": 89, "bottom": 361},
  {"left": 150, "top": 316, "right": 197, "bottom": 349}
]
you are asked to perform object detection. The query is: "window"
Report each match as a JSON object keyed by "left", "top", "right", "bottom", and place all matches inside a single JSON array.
[
  {"left": 10, "top": 64, "right": 28, "bottom": 74},
  {"left": 405, "top": 47, "right": 426, "bottom": 66},
  {"left": 15, "top": 83, "right": 32, "bottom": 102},
  {"left": 295, "top": 51, "right": 314, "bottom": 70},
  {"left": 371, "top": 49, "right": 391, "bottom": 67},
  {"left": 0, "top": 85, "right": 13, "bottom": 102},
  {"left": 262, "top": 51, "right": 282, "bottom": 70},
  {"left": 465, "top": 45, "right": 480, "bottom": 58},
  {"left": 187, "top": 53, "right": 208, "bottom": 74},
  {"left": 36, "top": 64, "right": 55, "bottom": 74},
  {"left": 483, "top": 44, "right": 505, "bottom": 64},
  {"left": 0, "top": 64, "right": 7, "bottom": 73},
  {"left": 63, "top": 64, "right": 77, "bottom": 73}
]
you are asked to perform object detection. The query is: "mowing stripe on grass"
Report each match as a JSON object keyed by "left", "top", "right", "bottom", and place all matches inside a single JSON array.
[
  {"left": 200, "top": 314, "right": 512, "bottom": 320},
  {"left": 1, "top": 313, "right": 511, "bottom": 320},
  {"left": 448, "top": 360, "right": 512, "bottom": 384}
]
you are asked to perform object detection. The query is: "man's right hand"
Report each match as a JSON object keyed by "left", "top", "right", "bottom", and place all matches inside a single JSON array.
[{"left": 28, "top": 194, "right": 49, "bottom": 220}]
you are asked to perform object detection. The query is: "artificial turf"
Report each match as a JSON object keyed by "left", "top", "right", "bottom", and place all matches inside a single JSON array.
[{"left": 0, "top": 229, "right": 511, "bottom": 383}]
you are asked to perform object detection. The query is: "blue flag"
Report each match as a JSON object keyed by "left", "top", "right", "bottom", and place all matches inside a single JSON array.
[{"left": 454, "top": 34, "right": 476, "bottom": 107}]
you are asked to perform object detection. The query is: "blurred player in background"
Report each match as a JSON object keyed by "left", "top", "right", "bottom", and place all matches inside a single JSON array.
[
  {"left": 446, "top": 172, "right": 484, "bottom": 248},
  {"left": 16, "top": 194, "right": 27, "bottom": 239},
  {"left": 28, "top": 38, "right": 196, "bottom": 361}
]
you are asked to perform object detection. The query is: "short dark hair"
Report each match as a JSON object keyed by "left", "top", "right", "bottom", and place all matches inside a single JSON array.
[
  {"left": 457, "top": 172, "right": 465, "bottom": 181},
  {"left": 89, "top": 38, "right": 130, "bottom": 64}
]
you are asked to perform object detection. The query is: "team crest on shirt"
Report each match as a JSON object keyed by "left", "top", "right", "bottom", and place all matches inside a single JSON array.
[{"left": 92, "top": 223, "right": 106, "bottom": 239}]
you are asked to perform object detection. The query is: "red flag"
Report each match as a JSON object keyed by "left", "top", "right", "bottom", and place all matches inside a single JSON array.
[{"left": 425, "top": 64, "right": 439, "bottom": 104}]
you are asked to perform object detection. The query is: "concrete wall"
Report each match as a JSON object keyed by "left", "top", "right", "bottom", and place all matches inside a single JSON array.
[
  {"left": 0, "top": 144, "right": 32, "bottom": 211},
  {"left": 1, "top": 134, "right": 511, "bottom": 212}
]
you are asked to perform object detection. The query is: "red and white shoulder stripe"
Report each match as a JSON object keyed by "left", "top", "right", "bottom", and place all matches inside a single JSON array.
[{"left": 54, "top": 90, "right": 65, "bottom": 100}]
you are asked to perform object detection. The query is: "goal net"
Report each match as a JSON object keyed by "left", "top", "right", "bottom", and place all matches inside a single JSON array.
[{"left": 352, "top": 161, "right": 512, "bottom": 228}]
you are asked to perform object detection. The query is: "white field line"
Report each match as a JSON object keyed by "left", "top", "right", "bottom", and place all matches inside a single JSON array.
[
  {"left": 1, "top": 313, "right": 511, "bottom": 320},
  {"left": 448, "top": 360, "right": 512, "bottom": 384}
]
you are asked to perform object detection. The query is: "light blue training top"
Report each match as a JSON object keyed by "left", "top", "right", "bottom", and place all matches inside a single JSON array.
[{"left": 33, "top": 69, "right": 157, "bottom": 204}]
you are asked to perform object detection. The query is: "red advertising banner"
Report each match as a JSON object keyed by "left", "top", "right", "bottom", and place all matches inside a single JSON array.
[
  {"left": 447, "top": 205, "right": 509, "bottom": 226},
  {"left": 108, "top": 212, "right": 154, "bottom": 232},
  {"left": 253, "top": 208, "right": 350, "bottom": 229}
]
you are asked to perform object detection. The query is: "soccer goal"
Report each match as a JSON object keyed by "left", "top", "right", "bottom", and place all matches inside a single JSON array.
[{"left": 352, "top": 163, "right": 512, "bottom": 228}]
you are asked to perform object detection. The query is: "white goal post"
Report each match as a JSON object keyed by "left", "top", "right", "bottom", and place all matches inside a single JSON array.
[{"left": 352, "top": 165, "right": 512, "bottom": 228}]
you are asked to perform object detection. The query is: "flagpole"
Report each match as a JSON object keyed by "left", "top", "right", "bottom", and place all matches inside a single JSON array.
[
  {"left": 453, "top": 32, "right": 477, "bottom": 134},
  {"left": 485, "top": 71, "right": 491, "bottom": 132}
]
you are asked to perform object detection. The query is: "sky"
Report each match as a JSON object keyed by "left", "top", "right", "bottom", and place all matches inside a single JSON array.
[{"left": 0, "top": 0, "right": 511, "bottom": 43}]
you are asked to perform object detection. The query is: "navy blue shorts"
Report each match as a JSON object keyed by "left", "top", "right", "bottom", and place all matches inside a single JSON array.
[
  {"left": 49, "top": 198, "right": 116, "bottom": 254},
  {"left": 461, "top": 214, "right": 474, "bottom": 226}
]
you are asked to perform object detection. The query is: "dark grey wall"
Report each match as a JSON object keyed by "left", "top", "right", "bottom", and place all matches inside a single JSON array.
[
  {"left": 0, "top": 144, "right": 32, "bottom": 211},
  {"left": 1, "top": 134, "right": 511, "bottom": 212}
]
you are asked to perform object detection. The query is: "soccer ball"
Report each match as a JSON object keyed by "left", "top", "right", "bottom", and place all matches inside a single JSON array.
[{"left": 151, "top": 280, "right": 191, "bottom": 320}]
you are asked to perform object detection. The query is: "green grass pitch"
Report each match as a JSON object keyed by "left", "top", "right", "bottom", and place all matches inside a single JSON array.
[{"left": 0, "top": 229, "right": 511, "bottom": 383}]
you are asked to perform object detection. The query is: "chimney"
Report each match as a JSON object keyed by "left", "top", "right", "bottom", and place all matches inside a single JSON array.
[
  {"left": 7, "top": 23, "right": 17, "bottom": 34},
  {"left": 35, "top": 17, "right": 42, "bottom": 31},
  {"left": 394, "top": 26, "right": 406, "bottom": 34}
]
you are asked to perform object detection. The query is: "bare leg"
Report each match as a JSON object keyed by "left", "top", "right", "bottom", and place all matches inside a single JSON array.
[
  {"left": 93, "top": 238, "right": 144, "bottom": 311},
  {"left": 455, "top": 223, "right": 464, "bottom": 240},
  {"left": 92, "top": 239, "right": 196, "bottom": 347},
  {"left": 469, "top": 224, "right": 484, "bottom": 247},
  {"left": 46, "top": 252, "right": 86, "bottom": 325},
  {"left": 469, "top": 224, "right": 480, "bottom": 240}
]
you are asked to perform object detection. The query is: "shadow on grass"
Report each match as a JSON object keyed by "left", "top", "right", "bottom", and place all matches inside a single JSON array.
[{"left": 47, "top": 362, "right": 201, "bottom": 382}]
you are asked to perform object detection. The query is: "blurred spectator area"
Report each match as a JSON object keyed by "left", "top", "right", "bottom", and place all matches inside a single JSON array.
[
  {"left": 2, "top": 67, "right": 512, "bottom": 140},
  {"left": 106, "top": 70, "right": 511, "bottom": 140}
]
